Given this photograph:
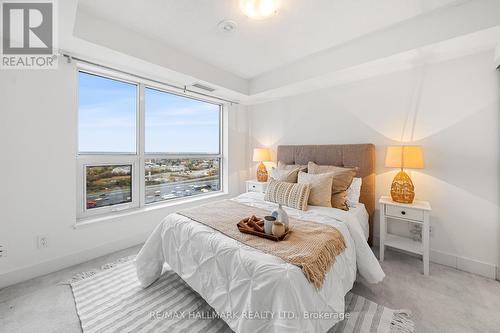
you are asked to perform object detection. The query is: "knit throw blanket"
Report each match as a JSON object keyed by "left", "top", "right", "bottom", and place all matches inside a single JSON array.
[{"left": 177, "top": 200, "right": 346, "bottom": 289}]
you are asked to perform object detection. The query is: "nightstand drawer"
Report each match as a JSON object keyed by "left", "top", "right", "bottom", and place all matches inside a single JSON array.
[
  {"left": 248, "top": 184, "right": 260, "bottom": 192},
  {"left": 245, "top": 181, "right": 268, "bottom": 193},
  {"left": 385, "top": 205, "right": 424, "bottom": 221}
]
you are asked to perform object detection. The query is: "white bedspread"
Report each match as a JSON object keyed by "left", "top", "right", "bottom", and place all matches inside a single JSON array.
[
  {"left": 135, "top": 192, "right": 384, "bottom": 333},
  {"left": 346, "top": 203, "right": 370, "bottom": 241}
]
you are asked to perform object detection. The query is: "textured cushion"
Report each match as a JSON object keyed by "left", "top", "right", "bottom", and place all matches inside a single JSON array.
[
  {"left": 308, "top": 162, "right": 356, "bottom": 211},
  {"left": 269, "top": 167, "right": 300, "bottom": 183},
  {"left": 297, "top": 171, "right": 333, "bottom": 207},
  {"left": 307, "top": 161, "right": 356, "bottom": 175},
  {"left": 347, "top": 177, "right": 362, "bottom": 207},
  {"left": 331, "top": 171, "right": 356, "bottom": 210},
  {"left": 278, "top": 161, "right": 307, "bottom": 172},
  {"left": 264, "top": 180, "right": 311, "bottom": 211}
]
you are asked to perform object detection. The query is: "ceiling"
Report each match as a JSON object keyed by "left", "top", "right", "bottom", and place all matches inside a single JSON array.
[{"left": 78, "top": 0, "right": 460, "bottom": 79}]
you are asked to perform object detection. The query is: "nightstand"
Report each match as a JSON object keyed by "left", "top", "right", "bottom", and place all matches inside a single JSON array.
[
  {"left": 245, "top": 179, "right": 269, "bottom": 193},
  {"left": 379, "top": 196, "right": 432, "bottom": 275}
]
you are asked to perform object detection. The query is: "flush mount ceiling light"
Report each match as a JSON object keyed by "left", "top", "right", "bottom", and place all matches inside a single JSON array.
[
  {"left": 240, "top": 0, "right": 280, "bottom": 20},
  {"left": 218, "top": 20, "right": 237, "bottom": 32}
]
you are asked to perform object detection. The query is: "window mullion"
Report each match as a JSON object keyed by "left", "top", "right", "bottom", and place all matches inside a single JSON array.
[{"left": 138, "top": 83, "right": 146, "bottom": 208}]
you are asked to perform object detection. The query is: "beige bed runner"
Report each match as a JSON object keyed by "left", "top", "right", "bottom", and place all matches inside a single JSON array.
[{"left": 177, "top": 200, "right": 346, "bottom": 289}]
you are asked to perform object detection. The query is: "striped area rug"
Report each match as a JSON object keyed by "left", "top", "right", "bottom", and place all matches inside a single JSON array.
[{"left": 69, "top": 260, "right": 414, "bottom": 333}]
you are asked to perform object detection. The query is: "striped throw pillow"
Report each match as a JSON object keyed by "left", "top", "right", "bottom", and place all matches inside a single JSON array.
[{"left": 264, "top": 179, "right": 311, "bottom": 211}]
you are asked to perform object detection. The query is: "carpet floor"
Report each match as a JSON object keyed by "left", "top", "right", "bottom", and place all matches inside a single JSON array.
[
  {"left": 1, "top": 246, "right": 500, "bottom": 333},
  {"left": 69, "top": 259, "right": 412, "bottom": 333}
]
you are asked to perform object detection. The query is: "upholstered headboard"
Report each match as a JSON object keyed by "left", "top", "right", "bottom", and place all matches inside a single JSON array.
[{"left": 277, "top": 144, "right": 376, "bottom": 245}]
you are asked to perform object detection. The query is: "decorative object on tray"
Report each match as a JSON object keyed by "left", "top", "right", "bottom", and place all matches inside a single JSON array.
[
  {"left": 253, "top": 148, "right": 271, "bottom": 182},
  {"left": 264, "top": 215, "right": 275, "bottom": 234},
  {"left": 272, "top": 221, "right": 286, "bottom": 237},
  {"left": 385, "top": 146, "right": 424, "bottom": 204},
  {"left": 237, "top": 215, "right": 290, "bottom": 241},
  {"left": 238, "top": 215, "right": 265, "bottom": 232},
  {"left": 271, "top": 203, "right": 289, "bottom": 228}
]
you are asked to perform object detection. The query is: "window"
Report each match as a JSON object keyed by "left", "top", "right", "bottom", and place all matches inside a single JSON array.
[
  {"left": 77, "top": 68, "right": 223, "bottom": 219},
  {"left": 86, "top": 165, "right": 132, "bottom": 209},
  {"left": 78, "top": 72, "right": 137, "bottom": 153},
  {"left": 145, "top": 88, "right": 220, "bottom": 154},
  {"left": 145, "top": 158, "right": 220, "bottom": 204}
]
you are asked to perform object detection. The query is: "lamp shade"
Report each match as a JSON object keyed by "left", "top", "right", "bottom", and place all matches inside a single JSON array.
[
  {"left": 385, "top": 146, "right": 424, "bottom": 169},
  {"left": 252, "top": 148, "right": 271, "bottom": 162},
  {"left": 240, "top": 0, "right": 280, "bottom": 20}
]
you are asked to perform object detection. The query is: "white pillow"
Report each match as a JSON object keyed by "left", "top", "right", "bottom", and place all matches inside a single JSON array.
[{"left": 347, "top": 177, "right": 362, "bottom": 207}]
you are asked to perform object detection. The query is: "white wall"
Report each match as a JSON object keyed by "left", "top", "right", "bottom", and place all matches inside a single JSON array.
[
  {"left": 247, "top": 50, "right": 500, "bottom": 279},
  {"left": 0, "top": 60, "right": 248, "bottom": 288},
  {"left": 496, "top": 42, "right": 500, "bottom": 67}
]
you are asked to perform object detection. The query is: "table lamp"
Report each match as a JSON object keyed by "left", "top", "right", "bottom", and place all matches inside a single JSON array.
[
  {"left": 385, "top": 145, "right": 424, "bottom": 204},
  {"left": 253, "top": 148, "right": 271, "bottom": 182}
]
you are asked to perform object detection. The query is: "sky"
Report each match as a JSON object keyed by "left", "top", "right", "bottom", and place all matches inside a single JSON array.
[{"left": 78, "top": 72, "right": 220, "bottom": 154}]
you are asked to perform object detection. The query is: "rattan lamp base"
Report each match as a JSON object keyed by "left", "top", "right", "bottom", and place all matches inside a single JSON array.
[
  {"left": 390, "top": 170, "right": 415, "bottom": 204},
  {"left": 256, "top": 162, "right": 268, "bottom": 182}
]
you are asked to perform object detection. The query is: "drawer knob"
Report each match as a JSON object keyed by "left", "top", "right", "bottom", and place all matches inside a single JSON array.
[{"left": 401, "top": 211, "right": 406, "bottom": 215}]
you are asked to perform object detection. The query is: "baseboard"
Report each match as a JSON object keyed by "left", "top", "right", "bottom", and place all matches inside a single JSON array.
[
  {"left": 0, "top": 232, "right": 148, "bottom": 289},
  {"left": 3, "top": 233, "right": 497, "bottom": 289},
  {"left": 372, "top": 235, "right": 498, "bottom": 280},
  {"left": 431, "top": 250, "right": 497, "bottom": 280}
]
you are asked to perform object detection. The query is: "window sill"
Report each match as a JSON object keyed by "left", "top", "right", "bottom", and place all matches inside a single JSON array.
[{"left": 74, "top": 191, "right": 228, "bottom": 229}]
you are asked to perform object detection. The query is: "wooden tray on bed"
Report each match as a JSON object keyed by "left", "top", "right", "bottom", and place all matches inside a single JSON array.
[{"left": 236, "top": 217, "right": 290, "bottom": 241}]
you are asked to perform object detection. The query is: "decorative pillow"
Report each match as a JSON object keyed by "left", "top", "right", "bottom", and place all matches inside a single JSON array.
[
  {"left": 307, "top": 162, "right": 356, "bottom": 211},
  {"left": 347, "top": 177, "right": 362, "bottom": 207},
  {"left": 297, "top": 171, "right": 333, "bottom": 207},
  {"left": 307, "top": 161, "right": 356, "bottom": 174},
  {"left": 264, "top": 179, "right": 311, "bottom": 211},
  {"left": 330, "top": 170, "right": 356, "bottom": 210},
  {"left": 278, "top": 161, "right": 307, "bottom": 172},
  {"left": 269, "top": 167, "right": 300, "bottom": 183}
]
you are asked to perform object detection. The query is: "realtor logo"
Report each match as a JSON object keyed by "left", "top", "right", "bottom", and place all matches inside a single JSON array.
[{"left": 1, "top": 0, "right": 57, "bottom": 69}]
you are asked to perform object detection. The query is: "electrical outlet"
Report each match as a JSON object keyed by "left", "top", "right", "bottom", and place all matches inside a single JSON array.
[
  {"left": 0, "top": 244, "right": 5, "bottom": 258},
  {"left": 37, "top": 235, "right": 49, "bottom": 249}
]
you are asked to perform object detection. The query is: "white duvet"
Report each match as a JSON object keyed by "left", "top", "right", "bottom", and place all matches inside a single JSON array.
[{"left": 135, "top": 192, "right": 384, "bottom": 333}]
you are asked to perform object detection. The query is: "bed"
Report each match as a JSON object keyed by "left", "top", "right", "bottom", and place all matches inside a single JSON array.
[{"left": 135, "top": 144, "right": 384, "bottom": 333}]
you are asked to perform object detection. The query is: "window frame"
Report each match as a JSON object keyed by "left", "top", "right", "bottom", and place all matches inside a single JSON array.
[
  {"left": 77, "top": 159, "right": 140, "bottom": 218},
  {"left": 76, "top": 65, "right": 224, "bottom": 220}
]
